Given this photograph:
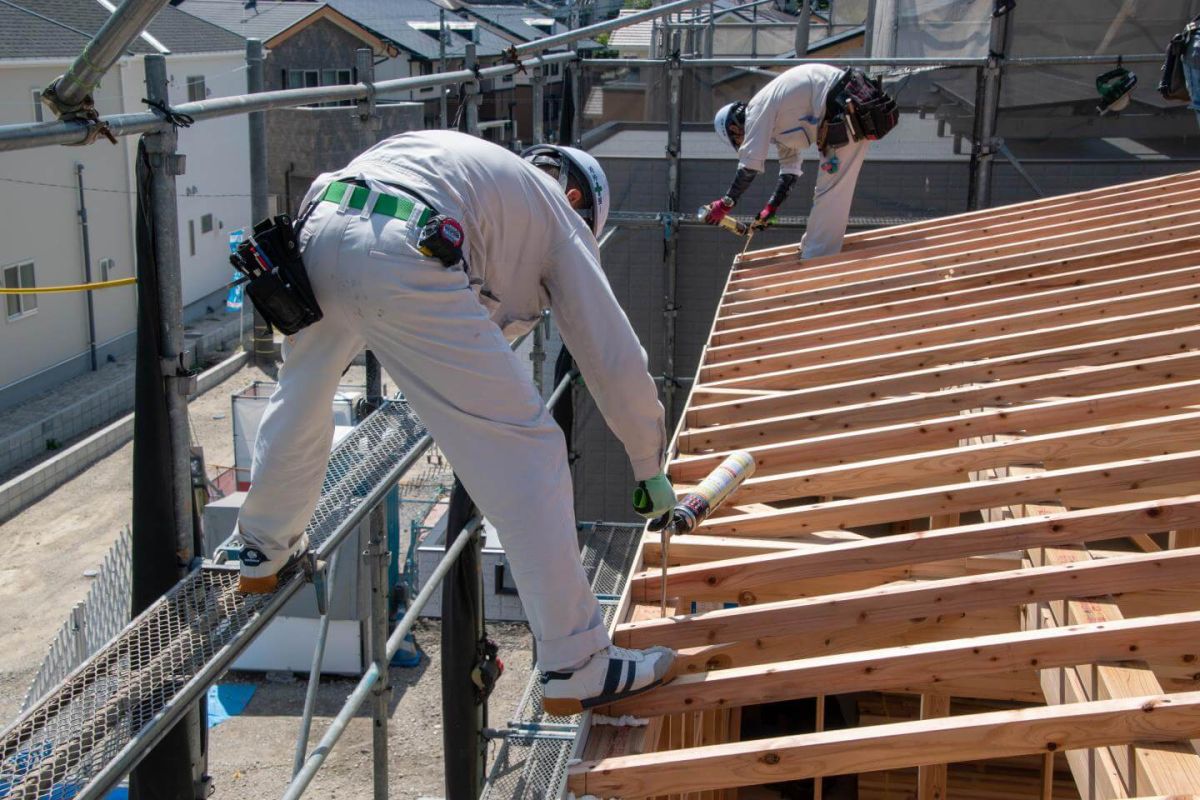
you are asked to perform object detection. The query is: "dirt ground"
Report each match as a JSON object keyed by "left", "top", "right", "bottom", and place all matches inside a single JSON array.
[{"left": 0, "top": 360, "right": 534, "bottom": 797}]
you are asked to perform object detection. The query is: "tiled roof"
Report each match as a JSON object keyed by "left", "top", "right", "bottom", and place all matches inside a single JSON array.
[{"left": 0, "top": 0, "right": 246, "bottom": 59}]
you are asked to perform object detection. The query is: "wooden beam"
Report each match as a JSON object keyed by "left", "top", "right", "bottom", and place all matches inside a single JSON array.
[
  {"left": 705, "top": 303, "right": 1200, "bottom": 392},
  {"left": 693, "top": 451, "right": 1200, "bottom": 539},
  {"left": 718, "top": 238, "right": 1200, "bottom": 351},
  {"left": 1029, "top": 545, "right": 1200, "bottom": 796},
  {"left": 605, "top": 611, "right": 1200, "bottom": 718},
  {"left": 676, "top": 388, "right": 1200, "bottom": 489},
  {"left": 705, "top": 260, "right": 1200, "bottom": 362},
  {"left": 720, "top": 215, "right": 1200, "bottom": 319},
  {"left": 732, "top": 173, "right": 1200, "bottom": 276},
  {"left": 724, "top": 199, "right": 1200, "bottom": 300},
  {"left": 706, "top": 282, "right": 1200, "bottom": 382},
  {"left": 616, "top": 548, "right": 1200, "bottom": 651},
  {"left": 637, "top": 496, "right": 1200, "bottom": 604},
  {"left": 567, "top": 691, "right": 1200, "bottom": 799},
  {"left": 687, "top": 326, "right": 1200, "bottom": 429},
  {"left": 673, "top": 607, "right": 1022, "bottom": 675}
]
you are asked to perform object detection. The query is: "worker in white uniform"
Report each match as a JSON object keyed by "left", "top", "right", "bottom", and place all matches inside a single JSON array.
[
  {"left": 234, "top": 130, "right": 678, "bottom": 714},
  {"left": 703, "top": 64, "right": 899, "bottom": 258}
]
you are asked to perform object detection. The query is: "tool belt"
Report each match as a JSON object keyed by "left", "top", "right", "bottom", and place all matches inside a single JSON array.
[
  {"left": 818, "top": 68, "right": 899, "bottom": 152},
  {"left": 230, "top": 214, "right": 323, "bottom": 336},
  {"left": 322, "top": 179, "right": 466, "bottom": 268}
]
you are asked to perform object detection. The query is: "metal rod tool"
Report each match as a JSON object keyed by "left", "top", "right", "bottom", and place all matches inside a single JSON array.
[{"left": 649, "top": 451, "right": 756, "bottom": 616}]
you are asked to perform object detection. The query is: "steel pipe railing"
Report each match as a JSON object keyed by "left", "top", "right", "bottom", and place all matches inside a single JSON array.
[
  {"left": 510, "top": 0, "right": 715, "bottom": 57},
  {"left": 0, "top": 51, "right": 579, "bottom": 151},
  {"left": 282, "top": 512, "right": 484, "bottom": 800}
]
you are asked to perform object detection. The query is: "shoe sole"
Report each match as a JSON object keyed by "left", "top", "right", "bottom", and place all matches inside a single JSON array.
[
  {"left": 238, "top": 573, "right": 281, "bottom": 594},
  {"left": 542, "top": 662, "right": 679, "bottom": 717}
]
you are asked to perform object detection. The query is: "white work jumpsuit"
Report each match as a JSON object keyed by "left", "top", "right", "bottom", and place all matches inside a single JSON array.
[
  {"left": 237, "top": 131, "right": 666, "bottom": 671},
  {"left": 738, "top": 64, "right": 871, "bottom": 259}
]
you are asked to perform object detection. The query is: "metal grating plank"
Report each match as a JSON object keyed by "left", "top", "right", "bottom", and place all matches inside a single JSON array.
[
  {"left": 484, "top": 522, "right": 641, "bottom": 799},
  {"left": 0, "top": 401, "right": 429, "bottom": 800}
]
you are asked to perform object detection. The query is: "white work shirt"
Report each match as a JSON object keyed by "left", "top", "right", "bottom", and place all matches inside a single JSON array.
[
  {"left": 298, "top": 130, "right": 666, "bottom": 479},
  {"left": 738, "top": 63, "right": 846, "bottom": 176}
]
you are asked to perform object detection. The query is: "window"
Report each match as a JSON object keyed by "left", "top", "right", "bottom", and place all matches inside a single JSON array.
[
  {"left": 188, "top": 220, "right": 196, "bottom": 257},
  {"left": 287, "top": 68, "right": 353, "bottom": 106},
  {"left": 31, "top": 89, "right": 43, "bottom": 122},
  {"left": 201, "top": 213, "right": 214, "bottom": 234},
  {"left": 99, "top": 258, "right": 115, "bottom": 281},
  {"left": 186, "top": 75, "right": 206, "bottom": 103},
  {"left": 4, "top": 261, "right": 37, "bottom": 320}
]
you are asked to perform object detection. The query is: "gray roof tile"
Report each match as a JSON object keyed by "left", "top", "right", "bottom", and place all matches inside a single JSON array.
[{"left": 0, "top": 0, "right": 246, "bottom": 59}]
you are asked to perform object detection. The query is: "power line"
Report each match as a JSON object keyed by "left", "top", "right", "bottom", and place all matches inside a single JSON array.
[{"left": 0, "top": 175, "right": 251, "bottom": 198}]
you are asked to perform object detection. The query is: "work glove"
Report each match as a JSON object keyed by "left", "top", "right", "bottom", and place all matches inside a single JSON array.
[
  {"left": 702, "top": 196, "right": 735, "bottom": 225},
  {"left": 750, "top": 203, "right": 778, "bottom": 231},
  {"left": 632, "top": 472, "right": 677, "bottom": 519}
]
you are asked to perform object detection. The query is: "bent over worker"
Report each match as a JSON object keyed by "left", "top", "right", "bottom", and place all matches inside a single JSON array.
[
  {"left": 235, "top": 130, "right": 677, "bottom": 714},
  {"left": 703, "top": 63, "right": 899, "bottom": 258}
]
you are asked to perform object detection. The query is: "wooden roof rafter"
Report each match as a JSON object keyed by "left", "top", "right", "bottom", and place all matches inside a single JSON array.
[{"left": 567, "top": 169, "right": 1200, "bottom": 800}]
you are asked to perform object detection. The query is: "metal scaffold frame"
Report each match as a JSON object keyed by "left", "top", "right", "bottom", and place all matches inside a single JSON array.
[{"left": 0, "top": 0, "right": 1182, "bottom": 794}]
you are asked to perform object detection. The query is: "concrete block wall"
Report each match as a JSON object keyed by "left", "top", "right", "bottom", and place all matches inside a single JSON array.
[
  {"left": 0, "top": 350, "right": 248, "bottom": 522},
  {"left": 0, "top": 313, "right": 245, "bottom": 480}
]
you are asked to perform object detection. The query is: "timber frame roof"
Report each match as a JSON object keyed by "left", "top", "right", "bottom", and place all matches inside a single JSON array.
[{"left": 568, "top": 169, "right": 1200, "bottom": 800}]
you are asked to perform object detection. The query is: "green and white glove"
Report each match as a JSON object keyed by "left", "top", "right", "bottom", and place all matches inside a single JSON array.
[{"left": 632, "top": 472, "right": 677, "bottom": 519}]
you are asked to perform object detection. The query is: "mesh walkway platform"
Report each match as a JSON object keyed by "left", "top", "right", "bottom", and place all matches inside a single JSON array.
[{"left": 0, "top": 401, "right": 429, "bottom": 800}]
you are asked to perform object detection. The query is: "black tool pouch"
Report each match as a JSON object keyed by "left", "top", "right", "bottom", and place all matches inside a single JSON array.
[
  {"left": 826, "top": 69, "right": 899, "bottom": 147},
  {"left": 230, "top": 214, "right": 323, "bottom": 335},
  {"left": 1159, "top": 23, "right": 1196, "bottom": 102}
]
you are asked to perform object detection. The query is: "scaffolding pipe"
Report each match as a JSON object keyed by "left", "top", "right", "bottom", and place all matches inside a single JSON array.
[
  {"left": 368, "top": 503, "right": 390, "bottom": 800},
  {"left": 439, "top": 8, "right": 449, "bottom": 128},
  {"left": 247, "top": 39, "right": 275, "bottom": 370},
  {"left": 531, "top": 63, "right": 545, "bottom": 143},
  {"left": 291, "top": 549, "right": 342, "bottom": 778},
  {"left": 0, "top": 51, "right": 578, "bottom": 151},
  {"left": 282, "top": 514, "right": 482, "bottom": 800},
  {"left": 140, "top": 51, "right": 205, "bottom": 797},
  {"left": 663, "top": 51, "right": 683, "bottom": 432},
  {"left": 971, "top": 9, "right": 1009, "bottom": 210},
  {"left": 465, "top": 43, "right": 481, "bottom": 136},
  {"left": 794, "top": 0, "right": 812, "bottom": 56},
  {"left": 42, "top": 0, "right": 170, "bottom": 117}
]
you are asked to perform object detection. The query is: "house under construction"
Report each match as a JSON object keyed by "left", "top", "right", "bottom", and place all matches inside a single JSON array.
[{"left": 3, "top": 0, "right": 1200, "bottom": 798}]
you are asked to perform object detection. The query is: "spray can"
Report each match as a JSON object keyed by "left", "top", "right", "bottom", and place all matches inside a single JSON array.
[
  {"left": 696, "top": 205, "right": 748, "bottom": 236},
  {"left": 669, "top": 450, "right": 757, "bottom": 534},
  {"left": 657, "top": 450, "right": 756, "bottom": 615}
]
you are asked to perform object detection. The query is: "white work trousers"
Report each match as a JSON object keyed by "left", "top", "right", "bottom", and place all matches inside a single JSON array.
[
  {"left": 800, "top": 138, "right": 870, "bottom": 260},
  {"left": 239, "top": 200, "right": 610, "bottom": 670}
]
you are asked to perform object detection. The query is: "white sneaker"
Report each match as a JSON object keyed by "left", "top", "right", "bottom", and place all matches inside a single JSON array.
[
  {"left": 541, "top": 645, "right": 676, "bottom": 716},
  {"left": 237, "top": 534, "right": 310, "bottom": 594}
]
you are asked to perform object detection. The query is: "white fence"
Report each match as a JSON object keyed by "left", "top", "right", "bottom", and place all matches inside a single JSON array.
[{"left": 23, "top": 527, "right": 132, "bottom": 710}]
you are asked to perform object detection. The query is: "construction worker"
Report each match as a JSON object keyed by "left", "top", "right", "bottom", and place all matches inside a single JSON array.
[
  {"left": 235, "top": 130, "right": 676, "bottom": 713},
  {"left": 703, "top": 63, "right": 899, "bottom": 258}
]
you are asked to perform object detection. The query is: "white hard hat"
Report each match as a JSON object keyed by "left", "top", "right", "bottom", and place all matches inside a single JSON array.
[
  {"left": 713, "top": 102, "right": 746, "bottom": 150},
  {"left": 521, "top": 144, "right": 610, "bottom": 238}
]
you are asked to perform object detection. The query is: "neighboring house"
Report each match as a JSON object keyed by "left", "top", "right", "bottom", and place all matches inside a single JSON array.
[
  {"left": 0, "top": 0, "right": 250, "bottom": 408},
  {"left": 457, "top": 3, "right": 600, "bottom": 142},
  {"left": 178, "top": 0, "right": 422, "bottom": 218}
]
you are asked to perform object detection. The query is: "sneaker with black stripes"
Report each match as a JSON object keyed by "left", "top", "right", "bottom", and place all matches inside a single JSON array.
[{"left": 540, "top": 644, "right": 676, "bottom": 716}]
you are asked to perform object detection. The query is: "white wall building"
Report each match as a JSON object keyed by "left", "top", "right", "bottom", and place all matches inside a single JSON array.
[{"left": 0, "top": 0, "right": 250, "bottom": 408}]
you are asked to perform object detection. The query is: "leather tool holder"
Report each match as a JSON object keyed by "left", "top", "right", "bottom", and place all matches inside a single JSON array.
[{"left": 230, "top": 214, "right": 324, "bottom": 336}]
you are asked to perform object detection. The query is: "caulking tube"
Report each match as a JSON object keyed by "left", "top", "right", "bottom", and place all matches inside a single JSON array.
[
  {"left": 669, "top": 450, "right": 756, "bottom": 533},
  {"left": 695, "top": 206, "right": 749, "bottom": 236}
]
